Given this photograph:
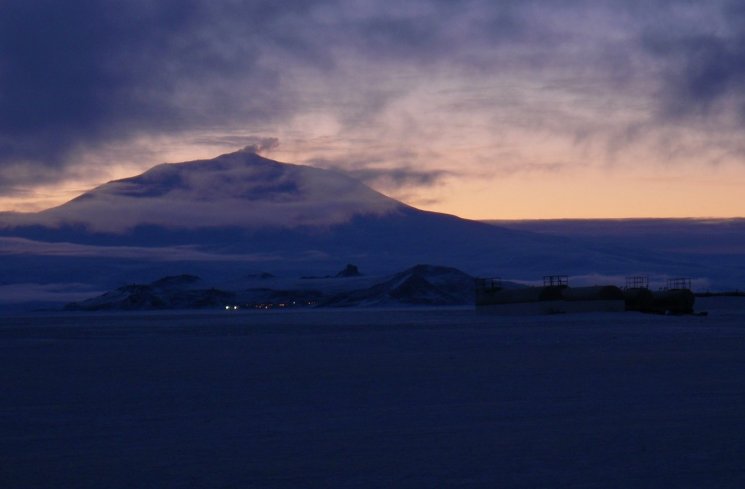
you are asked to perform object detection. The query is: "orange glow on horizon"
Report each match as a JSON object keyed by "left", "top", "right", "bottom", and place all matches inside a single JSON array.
[{"left": 3, "top": 152, "right": 744, "bottom": 221}]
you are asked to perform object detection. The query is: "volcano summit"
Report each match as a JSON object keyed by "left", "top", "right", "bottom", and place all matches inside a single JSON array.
[{"left": 0, "top": 149, "right": 741, "bottom": 308}]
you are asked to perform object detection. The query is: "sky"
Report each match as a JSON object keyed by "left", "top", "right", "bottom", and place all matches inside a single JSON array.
[{"left": 1, "top": 0, "right": 745, "bottom": 219}]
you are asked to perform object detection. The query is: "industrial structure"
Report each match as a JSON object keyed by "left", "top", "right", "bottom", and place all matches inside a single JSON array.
[
  {"left": 475, "top": 275, "right": 625, "bottom": 314},
  {"left": 476, "top": 275, "right": 696, "bottom": 315}
]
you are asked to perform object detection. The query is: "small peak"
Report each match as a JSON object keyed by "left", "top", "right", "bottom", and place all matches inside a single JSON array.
[
  {"left": 336, "top": 264, "right": 362, "bottom": 278},
  {"left": 236, "top": 138, "right": 279, "bottom": 155},
  {"left": 238, "top": 145, "right": 258, "bottom": 154},
  {"left": 151, "top": 274, "right": 201, "bottom": 289}
]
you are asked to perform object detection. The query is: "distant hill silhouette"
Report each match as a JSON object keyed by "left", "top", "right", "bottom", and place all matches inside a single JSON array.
[
  {"left": 65, "top": 265, "right": 482, "bottom": 310},
  {"left": 1, "top": 149, "right": 742, "bottom": 306}
]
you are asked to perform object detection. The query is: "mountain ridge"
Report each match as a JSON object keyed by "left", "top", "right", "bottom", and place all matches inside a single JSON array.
[
  {"left": 3, "top": 149, "right": 404, "bottom": 233},
  {"left": 63, "top": 265, "right": 481, "bottom": 310},
  {"left": 1, "top": 149, "right": 743, "bottom": 308}
]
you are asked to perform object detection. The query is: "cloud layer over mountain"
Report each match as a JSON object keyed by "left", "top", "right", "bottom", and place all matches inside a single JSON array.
[
  {"left": 3, "top": 150, "right": 401, "bottom": 233},
  {"left": 2, "top": 0, "right": 745, "bottom": 217}
]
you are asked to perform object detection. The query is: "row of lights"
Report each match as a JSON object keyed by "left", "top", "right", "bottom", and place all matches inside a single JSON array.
[{"left": 224, "top": 301, "right": 317, "bottom": 311}]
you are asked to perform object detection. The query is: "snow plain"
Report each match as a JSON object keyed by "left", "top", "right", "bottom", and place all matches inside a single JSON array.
[{"left": 2, "top": 298, "right": 745, "bottom": 488}]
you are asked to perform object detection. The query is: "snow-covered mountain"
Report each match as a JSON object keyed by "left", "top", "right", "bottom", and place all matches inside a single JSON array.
[
  {"left": 0, "top": 148, "right": 541, "bottom": 264},
  {"left": 63, "top": 265, "right": 479, "bottom": 310},
  {"left": 8, "top": 148, "right": 402, "bottom": 233},
  {"left": 1, "top": 148, "right": 742, "bottom": 308},
  {"left": 322, "top": 264, "right": 476, "bottom": 307}
]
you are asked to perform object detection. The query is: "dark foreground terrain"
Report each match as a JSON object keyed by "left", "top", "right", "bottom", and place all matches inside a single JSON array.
[{"left": 2, "top": 298, "right": 745, "bottom": 488}]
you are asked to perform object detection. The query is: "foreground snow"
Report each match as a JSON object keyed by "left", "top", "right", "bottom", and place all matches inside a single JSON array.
[{"left": 1, "top": 298, "right": 744, "bottom": 488}]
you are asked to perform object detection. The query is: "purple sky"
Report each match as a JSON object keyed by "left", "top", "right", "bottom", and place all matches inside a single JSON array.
[{"left": 2, "top": 1, "right": 745, "bottom": 218}]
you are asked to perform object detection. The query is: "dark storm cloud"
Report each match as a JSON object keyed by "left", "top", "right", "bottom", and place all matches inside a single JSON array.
[
  {"left": 643, "top": 1, "right": 745, "bottom": 122},
  {"left": 0, "top": 1, "right": 200, "bottom": 154},
  {"left": 1, "top": 0, "right": 742, "bottom": 195},
  {"left": 0, "top": 0, "right": 524, "bottom": 191},
  {"left": 307, "top": 149, "right": 452, "bottom": 192},
  {"left": 347, "top": 167, "right": 451, "bottom": 188},
  {"left": 0, "top": 0, "right": 326, "bottom": 187},
  {"left": 329, "top": 164, "right": 451, "bottom": 190}
]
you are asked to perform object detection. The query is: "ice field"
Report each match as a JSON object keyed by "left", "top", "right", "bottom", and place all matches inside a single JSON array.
[{"left": 2, "top": 298, "right": 745, "bottom": 488}]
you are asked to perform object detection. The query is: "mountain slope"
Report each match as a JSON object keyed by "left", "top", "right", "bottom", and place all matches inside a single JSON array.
[
  {"left": 0, "top": 148, "right": 549, "bottom": 263},
  {"left": 14, "top": 148, "right": 402, "bottom": 233},
  {"left": 64, "top": 265, "right": 479, "bottom": 310},
  {"left": 64, "top": 274, "right": 236, "bottom": 311},
  {"left": 322, "top": 265, "right": 476, "bottom": 307},
  {"left": 1, "top": 148, "right": 742, "bottom": 304}
]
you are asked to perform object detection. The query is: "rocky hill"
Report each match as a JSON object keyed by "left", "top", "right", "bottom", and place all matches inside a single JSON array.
[
  {"left": 64, "top": 274, "right": 235, "bottom": 311},
  {"left": 64, "top": 265, "right": 479, "bottom": 310},
  {"left": 1, "top": 149, "right": 738, "bottom": 309},
  {"left": 322, "top": 265, "right": 475, "bottom": 307}
]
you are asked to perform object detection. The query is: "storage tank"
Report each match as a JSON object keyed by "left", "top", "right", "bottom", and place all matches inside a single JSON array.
[
  {"left": 651, "top": 289, "right": 695, "bottom": 315},
  {"left": 561, "top": 285, "right": 624, "bottom": 302},
  {"left": 475, "top": 283, "right": 624, "bottom": 313},
  {"left": 623, "top": 287, "right": 655, "bottom": 312},
  {"left": 478, "top": 286, "right": 563, "bottom": 305}
]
